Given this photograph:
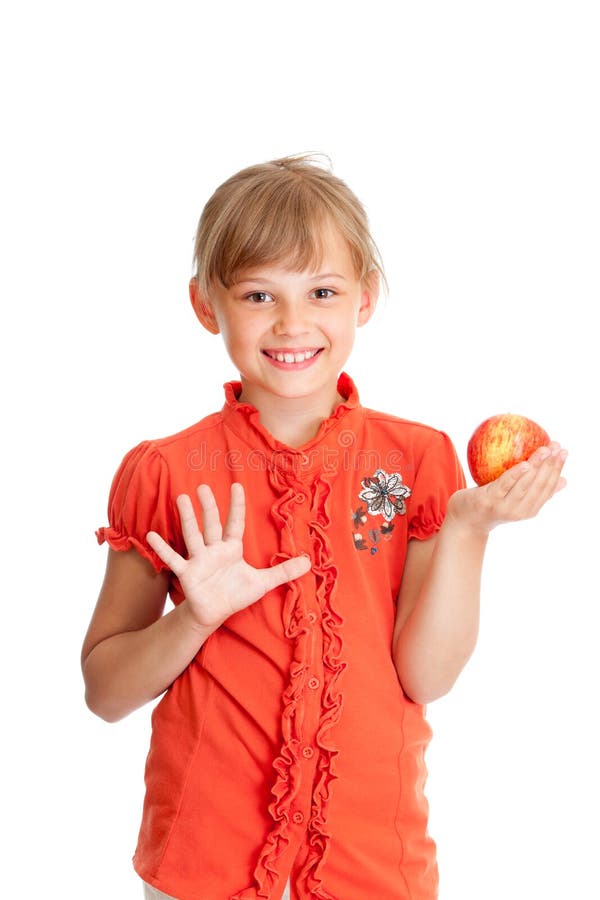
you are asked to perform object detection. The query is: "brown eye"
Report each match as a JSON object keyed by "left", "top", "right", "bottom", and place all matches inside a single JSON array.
[
  {"left": 246, "top": 291, "right": 273, "bottom": 304},
  {"left": 312, "top": 288, "right": 335, "bottom": 300}
]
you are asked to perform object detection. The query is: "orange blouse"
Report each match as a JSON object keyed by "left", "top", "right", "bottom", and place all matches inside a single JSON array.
[{"left": 96, "top": 373, "right": 465, "bottom": 900}]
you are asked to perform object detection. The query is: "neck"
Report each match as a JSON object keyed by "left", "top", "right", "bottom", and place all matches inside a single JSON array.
[{"left": 238, "top": 381, "right": 343, "bottom": 448}]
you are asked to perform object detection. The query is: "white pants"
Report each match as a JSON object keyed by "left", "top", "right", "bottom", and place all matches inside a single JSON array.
[
  {"left": 143, "top": 880, "right": 292, "bottom": 899},
  {"left": 143, "top": 885, "right": 177, "bottom": 900}
]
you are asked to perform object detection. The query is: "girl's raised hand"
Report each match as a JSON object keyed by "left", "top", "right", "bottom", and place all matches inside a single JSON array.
[
  {"left": 446, "top": 442, "right": 568, "bottom": 535},
  {"left": 146, "top": 483, "right": 311, "bottom": 630}
]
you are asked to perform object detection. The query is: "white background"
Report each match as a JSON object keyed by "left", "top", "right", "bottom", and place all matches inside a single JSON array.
[{"left": 1, "top": 1, "right": 598, "bottom": 898}]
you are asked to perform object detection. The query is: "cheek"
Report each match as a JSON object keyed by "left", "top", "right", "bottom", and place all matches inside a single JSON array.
[
  {"left": 333, "top": 318, "right": 360, "bottom": 345},
  {"left": 219, "top": 319, "right": 260, "bottom": 356}
]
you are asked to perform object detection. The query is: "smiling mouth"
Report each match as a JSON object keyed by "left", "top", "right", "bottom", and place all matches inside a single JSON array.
[{"left": 262, "top": 348, "right": 323, "bottom": 364}]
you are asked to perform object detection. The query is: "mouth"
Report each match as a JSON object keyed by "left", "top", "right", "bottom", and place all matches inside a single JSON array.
[{"left": 262, "top": 348, "right": 323, "bottom": 365}]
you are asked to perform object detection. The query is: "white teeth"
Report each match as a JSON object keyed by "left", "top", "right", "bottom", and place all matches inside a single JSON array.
[{"left": 270, "top": 350, "right": 318, "bottom": 363}]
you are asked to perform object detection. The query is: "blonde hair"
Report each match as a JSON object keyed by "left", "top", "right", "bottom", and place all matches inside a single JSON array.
[{"left": 192, "top": 153, "right": 387, "bottom": 295}]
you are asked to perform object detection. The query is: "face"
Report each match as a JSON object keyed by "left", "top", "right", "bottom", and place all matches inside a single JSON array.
[{"left": 190, "top": 224, "right": 378, "bottom": 417}]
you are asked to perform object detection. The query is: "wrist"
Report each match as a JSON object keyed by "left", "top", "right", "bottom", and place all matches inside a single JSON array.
[
  {"left": 444, "top": 493, "right": 493, "bottom": 542},
  {"left": 177, "top": 599, "right": 222, "bottom": 639}
]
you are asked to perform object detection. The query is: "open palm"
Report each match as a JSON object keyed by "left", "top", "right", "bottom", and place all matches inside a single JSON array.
[
  {"left": 446, "top": 441, "right": 567, "bottom": 535},
  {"left": 147, "top": 483, "right": 310, "bottom": 629}
]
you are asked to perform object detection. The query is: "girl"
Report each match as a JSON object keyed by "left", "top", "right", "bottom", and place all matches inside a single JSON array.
[{"left": 82, "top": 155, "right": 567, "bottom": 900}]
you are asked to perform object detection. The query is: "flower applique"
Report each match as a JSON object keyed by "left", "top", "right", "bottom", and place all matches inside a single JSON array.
[
  {"left": 359, "top": 469, "right": 411, "bottom": 521},
  {"left": 352, "top": 505, "right": 368, "bottom": 529},
  {"left": 352, "top": 469, "right": 411, "bottom": 554}
]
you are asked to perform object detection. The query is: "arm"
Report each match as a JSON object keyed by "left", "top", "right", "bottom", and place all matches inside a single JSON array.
[
  {"left": 81, "top": 548, "right": 213, "bottom": 723},
  {"left": 393, "top": 443, "right": 567, "bottom": 704},
  {"left": 82, "top": 483, "right": 310, "bottom": 722}
]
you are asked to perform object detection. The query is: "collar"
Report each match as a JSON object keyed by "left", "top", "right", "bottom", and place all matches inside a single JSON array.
[{"left": 220, "top": 372, "right": 362, "bottom": 476}]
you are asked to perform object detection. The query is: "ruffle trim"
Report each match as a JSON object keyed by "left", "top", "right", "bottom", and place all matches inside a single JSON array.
[
  {"left": 407, "top": 511, "right": 447, "bottom": 542},
  {"left": 224, "top": 372, "right": 358, "bottom": 417},
  {"left": 297, "top": 515, "right": 344, "bottom": 900},
  {"left": 95, "top": 525, "right": 168, "bottom": 574},
  {"left": 222, "top": 372, "right": 360, "bottom": 469},
  {"left": 232, "top": 470, "right": 344, "bottom": 900},
  {"left": 406, "top": 431, "right": 466, "bottom": 541}
]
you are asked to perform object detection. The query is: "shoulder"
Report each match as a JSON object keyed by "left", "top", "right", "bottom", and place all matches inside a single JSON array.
[
  {"left": 106, "top": 409, "right": 227, "bottom": 491},
  {"left": 361, "top": 406, "right": 453, "bottom": 451},
  {"left": 99, "top": 410, "right": 228, "bottom": 558},
  {"left": 356, "top": 406, "right": 464, "bottom": 493},
  {"left": 121, "top": 410, "right": 227, "bottom": 467},
  {"left": 147, "top": 410, "right": 226, "bottom": 453}
]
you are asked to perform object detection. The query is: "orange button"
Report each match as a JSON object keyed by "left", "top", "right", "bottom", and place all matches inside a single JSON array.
[
  {"left": 292, "top": 811, "right": 304, "bottom": 824},
  {"left": 307, "top": 612, "right": 318, "bottom": 624},
  {"left": 308, "top": 677, "right": 320, "bottom": 690},
  {"left": 302, "top": 746, "right": 314, "bottom": 759}
]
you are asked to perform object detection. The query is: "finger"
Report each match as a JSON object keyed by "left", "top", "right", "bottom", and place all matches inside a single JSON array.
[
  {"left": 508, "top": 447, "right": 567, "bottom": 515},
  {"left": 259, "top": 554, "right": 312, "bottom": 594},
  {"left": 176, "top": 493, "right": 205, "bottom": 554},
  {"left": 223, "top": 483, "right": 246, "bottom": 542},
  {"left": 498, "top": 444, "right": 556, "bottom": 501},
  {"left": 503, "top": 450, "right": 551, "bottom": 500},
  {"left": 552, "top": 476, "right": 567, "bottom": 495},
  {"left": 524, "top": 448, "right": 568, "bottom": 508},
  {"left": 527, "top": 443, "right": 567, "bottom": 471},
  {"left": 196, "top": 484, "right": 223, "bottom": 544},
  {"left": 489, "top": 459, "right": 532, "bottom": 498},
  {"left": 146, "top": 531, "right": 185, "bottom": 576}
]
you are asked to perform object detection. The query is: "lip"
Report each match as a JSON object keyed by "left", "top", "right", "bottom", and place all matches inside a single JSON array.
[{"left": 262, "top": 347, "right": 324, "bottom": 370}]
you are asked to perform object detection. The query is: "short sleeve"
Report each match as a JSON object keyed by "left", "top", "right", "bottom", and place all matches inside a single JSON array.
[
  {"left": 407, "top": 430, "right": 466, "bottom": 541},
  {"left": 95, "top": 441, "right": 176, "bottom": 573}
]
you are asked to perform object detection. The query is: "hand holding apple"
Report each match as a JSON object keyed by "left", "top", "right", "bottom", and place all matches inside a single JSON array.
[
  {"left": 467, "top": 414, "right": 550, "bottom": 486},
  {"left": 444, "top": 416, "right": 567, "bottom": 536}
]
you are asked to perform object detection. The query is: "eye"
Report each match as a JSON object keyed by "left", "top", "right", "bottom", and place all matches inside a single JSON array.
[
  {"left": 245, "top": 291, "right": 274, "bottom": 304},
  {"left": 311, "top": 288, "right": 335, "bottom": 300}
]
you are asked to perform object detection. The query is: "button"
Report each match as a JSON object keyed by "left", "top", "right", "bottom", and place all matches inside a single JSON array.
[
  {"left": 308, "top": 677, "right": 320, "bottom": 691},
  {"left": 295, "top": 493, "right": 307, "bottom": 504},
  {"left": 292, "top": 811, "right": 304, "bottom": 824},
  {"left": 307, "top": 612, "right": 318, "bottom": 624},
  {"left": 302, "top": 746, "right": 314, "bottom": 759}
]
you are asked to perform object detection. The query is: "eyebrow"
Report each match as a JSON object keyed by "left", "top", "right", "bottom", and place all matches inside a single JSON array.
[{"left": 312, "top": 272, "right": 347, "bottom": 281}]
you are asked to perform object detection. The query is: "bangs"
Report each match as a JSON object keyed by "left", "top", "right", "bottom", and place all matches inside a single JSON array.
[
  {"left": 193, "top": 155, "right": 385, "bottom": 295},
  {"left": 215, "top": 186, "right": 332, "bottom": 288}
]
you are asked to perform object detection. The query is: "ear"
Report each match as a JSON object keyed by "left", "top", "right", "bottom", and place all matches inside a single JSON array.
[
  {"left": 189, "top": 278, "right": 220, "bottom": 335},
  {"left": 357, "top": 270, "right": 380, "bottom": 327}
]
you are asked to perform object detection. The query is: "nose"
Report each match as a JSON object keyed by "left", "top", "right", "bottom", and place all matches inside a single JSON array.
[{"left": 272, "top": 299, "right": 311, "bottom": 337}]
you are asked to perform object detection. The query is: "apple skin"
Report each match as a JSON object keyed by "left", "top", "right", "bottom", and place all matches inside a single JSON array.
[{"left": 467, "top": 414, "right": 550, "bottom": 486}]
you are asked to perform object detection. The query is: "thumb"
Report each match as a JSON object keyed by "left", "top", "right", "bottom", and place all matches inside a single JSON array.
[{"left": 260, "top": 554, "right": 311, "bottom": 593}]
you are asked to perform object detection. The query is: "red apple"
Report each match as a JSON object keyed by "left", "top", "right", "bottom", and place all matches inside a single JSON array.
[{"left": 467, "top": 414, "right": 550, "bottom": 486}]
